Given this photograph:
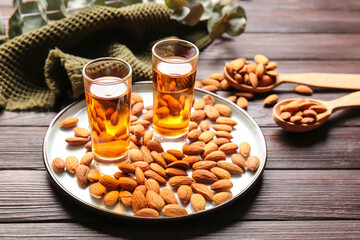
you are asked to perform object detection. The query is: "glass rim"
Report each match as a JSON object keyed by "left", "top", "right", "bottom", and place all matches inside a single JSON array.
[
  {"left": 152, "top": 39, "right": 199, "bottom": 64},
  {"left": 82, "top": 57, "right": 132, "bottom": 85}
]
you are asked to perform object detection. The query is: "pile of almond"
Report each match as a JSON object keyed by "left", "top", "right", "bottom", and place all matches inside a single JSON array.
[
  {"left": 53, "top": 92, "right": 261, "bottom": 218},
  {"left": 225, "top": 55, "right": 278, "bottom": 89},
  {"left": 279, "top": 98, "right": 328, "bottom": 124}
]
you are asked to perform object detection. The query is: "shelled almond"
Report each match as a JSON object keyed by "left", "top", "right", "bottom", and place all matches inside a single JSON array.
[{"left": 53, "top": 91, "right": 263, "bottom": 218}]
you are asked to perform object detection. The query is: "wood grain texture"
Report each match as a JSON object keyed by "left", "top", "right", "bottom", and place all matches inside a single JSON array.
[
  {"left": 1, "top": 221, "right": 360, "bottom": 239},
  {"left": 0, "top": 170, "right": 359, "bottom": 222}
]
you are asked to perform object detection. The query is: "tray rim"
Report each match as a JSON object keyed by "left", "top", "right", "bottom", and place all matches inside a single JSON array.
[{"left": 42, "top": 81, "right": 267, "bottom": 221}]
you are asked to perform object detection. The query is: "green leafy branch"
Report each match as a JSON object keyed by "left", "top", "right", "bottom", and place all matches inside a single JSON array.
[{"left": 0, "top": 0, "right": 246, "bottom": 39}]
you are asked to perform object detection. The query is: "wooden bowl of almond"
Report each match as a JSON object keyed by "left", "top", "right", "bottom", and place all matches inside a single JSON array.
[{"left": 43, "top": 82, "right": 266, "bottom": 219}]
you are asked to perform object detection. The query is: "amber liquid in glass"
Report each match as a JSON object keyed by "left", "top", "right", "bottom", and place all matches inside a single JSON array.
[
  {"left": 153, "top": 57, "right": 196, "bottom": 138},
  {"left": 85, "top": 77, "right": 131, "bottom": 162}
]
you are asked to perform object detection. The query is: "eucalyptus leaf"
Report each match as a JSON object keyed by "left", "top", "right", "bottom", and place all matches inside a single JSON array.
[
  {"left": 198, "top": 0, "right": 212, "bottom": 21},
  {"left": 47, "top": 0, "right": 68, "bottom": 20},
  {"left": 0, "top": 13, "right": 5, "bottom": 35},
  {"left": 221, "top": 3, "right": 246, "bottom": 18},
  {"left": 165, "top": 0, "right": 188, "bottom": 10},
  {"left": 207, "top": 11, "right": 226, "bottom": 39},
  {"left": 226, "top": 15, "right": 246, "bottom": 36},
  {"left": 9, "top": 3, "right": 23, "bottom": 38},
  {"left": 173, "top": 1, "right": 204, "bottom": 27}
]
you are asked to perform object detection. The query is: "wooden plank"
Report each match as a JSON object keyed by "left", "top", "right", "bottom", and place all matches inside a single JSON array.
[
  {"left": 1, "top": 221, "right": 360, "bottom": 239},
  {"left": 0, "top": 169, "right": 359, "bottom": 222},
  {"left": 1, "top": 127, "right": 360, "bottom": 169}
]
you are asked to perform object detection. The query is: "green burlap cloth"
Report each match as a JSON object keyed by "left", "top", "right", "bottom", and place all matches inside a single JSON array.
[{"left": 0, "top": 3, "right": 211, "bottom": 111}]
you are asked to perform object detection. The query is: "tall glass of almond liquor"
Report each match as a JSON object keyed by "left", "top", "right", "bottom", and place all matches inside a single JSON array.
[
  {"left": 152, "top": 39, "right": 199, "bottom": 142},
  {"left": 83, "top": 57, "right": 132, "bottom": 173}
]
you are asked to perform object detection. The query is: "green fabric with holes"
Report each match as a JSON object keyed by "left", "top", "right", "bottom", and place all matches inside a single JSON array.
[{"left": 0, "top": 3, "right": 211, "bottom": 111}]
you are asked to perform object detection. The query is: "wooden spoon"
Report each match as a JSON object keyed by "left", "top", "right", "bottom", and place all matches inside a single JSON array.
[
  {"left": 272, "top": 91, "right": 360, "bottom": 132},
  {"left": 224, "top": 67, "right": 360, "bottom": 93}
]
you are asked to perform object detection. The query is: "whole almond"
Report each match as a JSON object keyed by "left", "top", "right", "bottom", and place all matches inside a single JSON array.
[
  {"left": 169, "top": 176, "right": 195, "bottom": 189},
  {"left": 104, "top": 191, "right": 119, "bottom": 206},
  {"left": 210, "top": 138, "right": 230, "bottom": 146},
  {"left": 210, "top": 167, "right": 231, "bottom": 179},
  {"left": 231, "top": 58, "right": 246, "bottom": 71},
  {"left": 219, "top": 143, "right": 238, "bottom": 153},
  {"left": 190, "top": 110, "right": 206, "bottom": 123},
  {"left": 60, "top": 116, "right": 78, "bottom": 128},
  {"left": 227, "top": 96, "right": 237, "bottom": 103},
  {"left": 52, "top": 157, "right": 65, "bottom": 173},
  {"left": 156, "top": 107, "right": 170, "bottom": 118},
  {"left": 130, "top": 135, "right": 142, "bottom": 146},
  {"left": 145, "top": 179, "right": 160, "bottom": 194},
  {"left": 282, "top": 101, "right": 301, "bottom": 112},
  {"left": 195, "top": 81, "right": 202, "bottom": 88},
  {"left": 309, "top": 105, "right": 327, "bottom": 113},
  {"left": 145, "top": 105, "right": 153, "bottom": 110},
  {"left": 204, "top": 105, "right": 220, "bottom": 120},
  {"left": 198, "top": 131, "right": 215, "bottom": 143},
  {"left": 144, "top": 170, "right": 167, "bottom": 185},
  {"left": 89, "top": 182, "right": 106, "bottom": 199},
  {"left": 216, "top": 117, "right": 237, "bottom": 127},
  {"left": 146, "top": 190, "right": 165, "bottom": 211},
  {"left": 130, "top": 149, "right": 144, "bottom": 162},
  {"left": 192, "top": 169, "right": 218, "bottom": 184},
  {"left": 236, "top": 97, "right": 248, "bottom": 110},
  {"left": 150, "top": 163, "right": 167, "bottom": 178},
  {"left": 65, "top": 156, "right": 78, "bottom": 174},
  {"left": 182, "top": 156, "right": 201, "bottom": 166},
  {"left": 188, "top": 129, "right": 201, "bottom": 142},
  {"left": 73, "top": 127, "right": 91, "bottom": 138},
  {"left": 114, "top": 172, "right": 135, "bottom": 181},
  {"left": 192, "top": 161, "right": 217, "bottom": 170},
  {"left": 117, "top": 162, "right": 136, "bottom": 173},
  {"left": 201, "top": 78, "right": 221, "bottom": 88},
  {"left": 202, "top": 142, "right": 218, "bottom": 157},
  {"left": 134, "top": 208, "right": 159, "bottom": 217},
  {"left": 119, "top": 190, "right": 133, "bottom": 207},
  {"left": 132, "top": 190, "right": 147, "bottom": 212},
  {"left": 177, "top": 185, "right": 192, "bottom": 204},
  {"left": 146, "top": 140, "right": 164, "bottom": 152},
  {"left": 151, "top": 151, "right": 167, "bottom": 168},
  {"left": 247, "top": 156, "right": 260, "bottom": 171},
  {"left": 215, "top": 131, "right": 233, "bottom": 139},
  {"left": 140, "top": 146, "right": 153, "bottom": 164},
  {"left": 235, "top": 92, "right": 255, "bottom": 99},
  {"left": 160, "top": 188, "right": 178, "bottom": 204},
  {"left": 167, "top": 161, "right": 190, "bottom": 170},
  {"left": 161, "top": 152, "right": 178, "bottom": 164},
  {"left": 202, "top": 94, "right": 215, "bottom": 106},
  {"left": 142, "top": 110, "right": 154, "bottom": 122},
  {"left": 162, "top": 204, "right": 188, "bottom": 217},
  {"left": 263, "top": 94, "right": 279, "bottom": 106},
  {"left": 132, "top": 161, "right": 150, "bottom": 172},
  {"left": 87, "top": 170, "right": 101, "bottom": 182},
  {"left": 254, "top": 54, "right": 269, "bottom": 65},
  {"left": 80, "top": 152, "right": 93, "bottom": 166},
  {"left": 217, "top": 161, "right": 243, "bottom": 173},
  {"left": 99, "top": 175, "right": 119, "bottom": 190},
  {"left": 213, "top": 192, "right": 233, "bottom": 205},
  {"left": 231, "top": 154, "right": 247, "bottom": 169},
  {"left": 220, "top": 79, "right": 231, "bottom": 90},
  {"left": 75, "top": 165, "right": 90, "bottom": 187},
  {"left": 211, "top": 179, "right": 233, "bottom": 192},
  {"left": 132, "top": 119, "right": 151, "bottom": 128},
  {"left": 133, "top": 124, "right": 145, "bottom": 138},
  {"left": 193, "top": 99, "right": 206, "bottom": 110},
  {"left": 239, "top": 142, "right": 251, "bottom": 157},
  {"left": 265, "top": 61, "right": 278, "bottom": 70},
  {"left": 135, "top": 167, "right": 145, "bottom": 185},
  {"left": 202, "top": 84, "right": 218, "bottom": 92},
  {"left": 84, "top": 141, "right": 92, "bottom": 151},
  {"left": 204, "top": 151, "right": 226, "bottom": 162},
  {"left": 256, "top": 63, "right": 265, "bottom": 79},
  {"left": 191, "top": 183, "right": 214, "bottom": 200},
  {"left": 211, "top": 124, "right": 232, "bottom": 132},
  {"left": 210, "top": 73, "right": 225, "bottom": 81},
  {"left": 214, "top": 104, "right": 232, "bottom": 117},
  {"left": 249, "top": 72, "right": 258, "bottom": 88},
  {"left": 189, "top": 121, "right": 198, "bottom": 131},
  {"left": 182, "top": 144, "right": 204, "bottom": 155},
  {"left": 167, "top": 149, "right": 185, "bottom": 160},
  {"left": 191, "top": 194, "right": 206, "bottom": 212},
  {"left": 199, "top": 120, "right": 211, "bottom": 131},
  {"left": 132, "top": 102, "right": 144, "bottom": 116},
  {"left": 131, "top": 92, "right": 143, "bottom": 104},
  {"left": 166, "top": 168, "right": 188, "bottom": 177},
  {"left": 294, "top": 85, "right": 313, "bottom": 95},
  {"left": 130, "top": 141, "right": 139, "bottom": 150},
  {"left": 65, "top": 137, "right": 89, "bottom": 146}
]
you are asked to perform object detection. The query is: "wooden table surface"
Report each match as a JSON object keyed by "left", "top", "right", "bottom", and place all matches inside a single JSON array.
[{"left": 1, "top": 0, "right": 360, "bottom": 239}]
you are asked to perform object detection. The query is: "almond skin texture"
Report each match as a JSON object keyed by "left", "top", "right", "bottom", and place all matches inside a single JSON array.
[
  {"left": 202, "top": 94, "right": 215, "bottom": 106},
  {"left": 239, "top": 142, "right": 251, "bottom": 157},
  {"left": 132, "top": 161, "right": 150, "bottom": 172},
  {"left": 190, "top": 110, "right": 206, "bottom": 123},
  {"left": 132, "top": 190, "right": 147, "bottom": 212},
  {"left": 99, "top": 175, "right": 119, "bottom": 190},
  {"left": 145, "top": 179, "right": 160, "bottom": 194},
  {"left": 132, "top": 102, "right": 144, "bottom": 116},
  {"left": 73, "top": 127, "right": 91, "bottom": 138},
  {"left": 204, "top": 105, "right": 220, "bottom": 120},
  {"left": 182, "top": 156, "right": 201, "bottom": 166},
  {"left": 80, "top": 152, "right": 94, "bottom": 166},
  {"left": 130, "top": 149, "right": 144, "bottom": 162},
  {"left": 191, "top": 183, "right": 214, "bottom": 200},
  {"left": 201, "top": 78, "right": 221, "bottom": 88},
  {"left": 193, "top": 99, "right": 206, "bottom": 110},
  {"left": 143, "top": 130, "right": 153, "bottom": 145},
  {"left": 150, "top": 163, "right": 167, "bottom": 178},
  {"left": 166, "top": 168, "right": 188, "bottom": 177},
  {"left": 210, "top": 167, "right": 231, "bottom": 179},
  {"left": 167, "top": 161, "right": 190, "bottom": 170},
  {"left": 52, "top": 157, "right": 65, "bottom": 173},
  {"left": 117, "top": 162, "right": 136, "bottom": 173},
  {"left": 161, "top": 152, "right": 178, "bottom": 164},
  {"left": 162, "top": 204, "right": 188, "bottom": 217},
  {"left": 217, "top": 161, "right": 243, "bottom": 174},
  {"left": 199, "top": 120, "right": 211, "bottom": 132},
  {"left": 214, "top": 104, "right": 232, "bottom": 117},
  {"left": 65, "top": 156, "right": 78, "bottom": 174},
  {"left": 182, "top": 144, "right": 204, "bottom": 156},
  {"left": 216, "top": 117, "right": 237, "bottom": 127},
  {"left": 65, "top": 137, "right": 90, "bottom": 146},
  {"left": 177, "top": 185, "right": 192, "bottom": 204},
  {"left": 160, "top": 188, "right": 178, "bottom": 204},
  {"left": 236, "top": 97, "right": 248, "bottom": 110},
  {"left": 60, "top": 116, "right": 78, "bottom": 128},
  {"left": 204, "top": 151, "right": 226, "bottom": 162},
  {"left": 135, "top": 167, "right": 145, "bottom": 185},
  {"left": 187, "top": 129, "right": 201, "bottom": 142},
  {"left": 119, "top": 190, "right": 132, "bottom": 207},
  {"left": 146, "top": 140, "right": 164, "bottom": 153},
  {"left": 211, "top": 138, "right": 230, "bottom": 146},
  {"left": 104, "top": 191, "right": 119, "bottom": 206},
  {"left": 134, "top": 208, "right": 159, "bottom": 217},
  {"left": 144, "top": 170, "right": 167, "bottom": 185},
  {"left": 192, "top": 170, "right": 218, "bottom": 184},
  {"left": 167, "top": 150, "right": 185, "bottom": 160},
  {"left": 189, "top": 122, "right": 198, "bottom": 131},
  {"left": 192, "top": 161, "right": 217, "bottom": 170},
  {"left": 75, "top": 165, "right": 90, "bottom": 187},
  {"left": 87, "top": 170, "right": 101, "bottom": 182},
  {"left": 198, "top": 131, "right": 215, "bottom": 143},
  {"left": 140, "top": 146, "right": 153, "bottom": 164},
  {"left": 211, "top": 124, "right": 233, "bottom": 132},
  {"left": 151, "top": 151, "right": 167, "bottom": 168},
  {"left": 263, "top": 94, "right": 279, "bottom": 106},
  {"left": 254, "top": 54, "right": 269, "bottom": 65},
  {"left": 231, "top": 154, "right": 247, "bottom": 169},
  {"left": 89, "top": 182, "right": 106, "bottom": 199},
  {"left": 211, "top": 179, "right": 233, "bottom": 192},
  {"left": 191, "top": 194, "right": 206, "bottom": 212},
  {"left": 169, "top": 176, "right": 195, "bottom": 189},
  {"left": 219, "top": 143, "right": 238, "bottom": 153},
  {"left": 213, "top": 192, "right": 233, "bottom": 204},
  {"left": 146, "top": 190, "right": 165, "bottom": 211},
  {"left": 202, "top": 142, "right": 219, "bottom": 157},
  {"left": 247, "top": 156, "right": 261, "bottom": 171},
  {"left": 118, "top": 177, "right": 138, "bottom": 191},
  {"left": 294, "top": 85, "right": 313, "bottom": 95}
]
